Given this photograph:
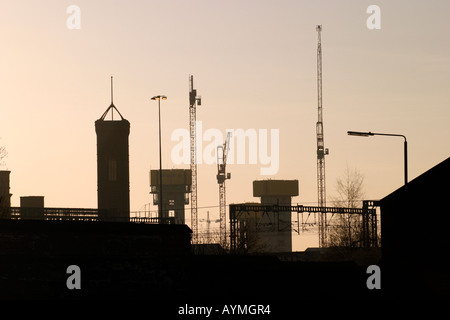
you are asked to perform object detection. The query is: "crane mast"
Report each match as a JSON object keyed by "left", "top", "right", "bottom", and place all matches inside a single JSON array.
[
  {"left": 189, "top": 75, "right": 201, "bottom": 243},
  {"left": 316, "top": 25, "right": 329, "bottom": 247},
  {"left": 217, "top": 132, "right": 231, "bottom": 246}
]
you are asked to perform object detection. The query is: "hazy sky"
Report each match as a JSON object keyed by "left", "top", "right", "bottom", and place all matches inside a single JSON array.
[{"left": 1, "top": 1, "right": 449, "bottom": 249}]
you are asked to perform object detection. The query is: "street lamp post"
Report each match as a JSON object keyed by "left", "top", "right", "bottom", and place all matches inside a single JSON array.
[
  {"left": 151, "top": 95, "right": 167, "bottom": 220},
  {"left": 347, "top": 131, "right": 408, "bottom": 185}
]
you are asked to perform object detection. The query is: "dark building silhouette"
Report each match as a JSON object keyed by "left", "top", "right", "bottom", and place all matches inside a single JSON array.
[
  {"left": 381, "top": 156, "right": 450, "bottom": 299},
  {"left": 0, "top": 171, "right": 11, "bottom": 218},
  {"left": 0, "top": 219, "right": 192, "bottom": 299},
  {"left": 252, "top": 180, "right": 298, "bottom": 252},
  {"left": 20, "top": 196, "right": 44, "bottom": 220},
  {"left": 150, "top": 169, "right": 191, "bottom": 224},
  {"left": 20, "top": 196, "right": 44, "bottom": 208},
  {"left": 95, "top": 103, "right": 130, "bottom": 222}
]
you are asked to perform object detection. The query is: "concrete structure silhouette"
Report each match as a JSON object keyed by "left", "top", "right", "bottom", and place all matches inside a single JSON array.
[
  {"left": 236, "top": 180, "right": 299, "bottom": 253},
  {"left": 150, "top": 169, "right": 191, "bottom": 224},
  {"left": 20, "top": 196, "right": 44, "bottom": 220},
  {"left": 95, "top": 102, "right": 130, "bottom": 222}
]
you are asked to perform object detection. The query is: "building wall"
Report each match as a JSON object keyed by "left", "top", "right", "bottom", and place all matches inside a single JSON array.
[
  {"left": 20, "top": 196, "right": 45, "bottom": 220},
  {"left": 20, "top": 196, "right": 44, "bottom": 208},
  {"left": 244, "top": 180, "right": 299, "bottom": 253},
  {"left": 150, "top": 169, "right": 192, "bottom": 224},
  {"left": 0, "top": 171, "right": 11, "bottom": 218},
  {"left": 0, "top": 219, "right": 192, "bottom": 299},
  {"left": 381, "top": 157, "right": 450, "bottom": 299},
  {"left": 95, "top": 117, "right": 130, "bottom": 222},
  {"left": 258, "top": 195, "right": 292, "bottom": 253}
]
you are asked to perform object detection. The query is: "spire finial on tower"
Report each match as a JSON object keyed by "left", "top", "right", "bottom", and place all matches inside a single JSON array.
[
  {"left": 111, "top": 76, "right": 114, "bottom": 105},
  {"left": 98, "top": 76, "right": 126, "bottom": 121}
]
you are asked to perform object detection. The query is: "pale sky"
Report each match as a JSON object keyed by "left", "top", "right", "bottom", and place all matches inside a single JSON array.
[{"left": 1, "top": 1, "right": 449, "bottom": 250}]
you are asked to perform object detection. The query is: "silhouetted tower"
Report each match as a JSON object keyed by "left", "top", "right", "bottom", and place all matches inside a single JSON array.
[
  {"left": 95, "top": 77, "right": 130, "bottom": 222},
  {"left": 189, "top": 75, "right": 202, "bottom": 242},
  {"left": 253, "top": 180, "right": 299, "bottom": 252},
  {"left": 0, "top": 171, "right": 11, "bottom": 218},
  {"left": 217, "top": 132, "right": 231, "bottom": 245},
  {"left": 150, "top": 169, "right": 191, "bottom": 224},
  {"left": 316, "top": 25, "right": 329, "bottom": 247}
]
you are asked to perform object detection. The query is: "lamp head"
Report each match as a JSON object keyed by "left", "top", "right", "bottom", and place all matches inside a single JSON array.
[
  {"left": 347, "top": 131, "right": 373, "bottom": 137},
  {"left": 151, "top": 95, "right": 167, "bottom": 101}
]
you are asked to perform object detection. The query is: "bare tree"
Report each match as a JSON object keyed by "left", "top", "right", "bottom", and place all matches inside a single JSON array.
[
  {"left": 328, "top": 166, "right": 365, "bottom": 247},
  {"left": 332, "top": 165, "right": 365, "bottom": 209},
  {"left": 0, "top": 141, "right": 6, "bottom": 167}
]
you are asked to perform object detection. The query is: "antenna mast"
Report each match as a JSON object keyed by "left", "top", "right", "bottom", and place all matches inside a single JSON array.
[
  {"left": 316, "top": 25, "right": 329, "bottom": 247},
  {"left": 111, "top": 76, "right": 114, "bottom": 105}
]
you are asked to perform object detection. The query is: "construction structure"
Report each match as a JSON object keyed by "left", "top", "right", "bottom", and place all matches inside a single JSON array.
[
  {"left": 217, "top": 132, "right": 232, "bottom": 245},
  {"left": 150, "top": 169, "right": 192, "bottom": 224},
  {"left": 230, "top": 201, "right": 378, "bottom": 253},
  {"left": 316, "top": 25, "right": 329, "bottom": 247},
  {"left": 189, "top": 75, "right": 202, "bottom": 241},
  {"left": 95, "top": 77, "right": 130, "bottom": 222},
  {"left": 252, "top": 180, "right": 298, "bottom": 252},
  {"left": 229, "top": 180, "right": 298, "bottom": 253}
]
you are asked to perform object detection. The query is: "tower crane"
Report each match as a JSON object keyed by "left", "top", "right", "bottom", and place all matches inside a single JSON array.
[
  {"left": 217, "top": 132, "right": 232, "bottom": 246},
  {"left": 316, "top": 25, "right": 329, "bottom": 247},
  {"left": 189, "top": 75, "right": 201, "bottom": 243},
  {"left": 199, "top": 211, "right": 221, "bottom": 243}
]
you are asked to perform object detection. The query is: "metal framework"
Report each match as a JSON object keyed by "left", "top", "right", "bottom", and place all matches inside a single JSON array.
[
  {"left": 217, "top": 132, "right": 231, "bottom": 245},
  {"left": 316, "top": 25, "right": 329, "bottom": 247},
  {"left": 229, "top": 201, "right": 379, "bottom": 253},
  {"left": 361, "top": 200, "right": 379, "bottom": 248},
  {"left": 189, "top": 75, "right": 201, "bottom": 242}
]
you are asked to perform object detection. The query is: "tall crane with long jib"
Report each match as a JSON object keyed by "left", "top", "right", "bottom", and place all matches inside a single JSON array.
[
  {"left": 316, "top": 25, "right": 329, "bottom": 247},
  {"left": 217, "top": 132, "right": 231, "bottom": 246},
  {"left": 189, "top": 75, "right": 201, "bottom": 243}
]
